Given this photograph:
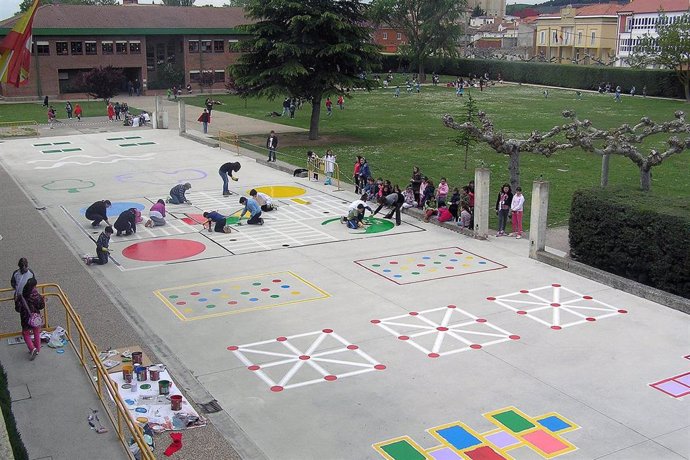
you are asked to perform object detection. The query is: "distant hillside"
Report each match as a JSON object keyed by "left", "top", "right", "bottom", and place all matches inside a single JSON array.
[{"left": 507, "top": 0, "right": 626, "bottom": 16}]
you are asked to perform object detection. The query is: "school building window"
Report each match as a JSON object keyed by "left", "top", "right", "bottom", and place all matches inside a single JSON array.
[
  {"left": 102, "top": 41, "right": 114, "bottom": 54},
  {"left": 70, "top": 41, "right": 82, "bottom": 55},
  {"left": 396, "top": 32, "right": 402, "bottom": 40},
  {"left": 85, "top": 41, "right": 97, "bottom": 55},
  {"left": 382, "top": 32, "right": 388, "bottom": 40},
  {"left": 56, "top": 41, "right": 68, "bottom": 55},
  {"left": 129, "top": 41, "right": 141, "bottom": 54},
  {"left": 36, "top": 41, "right": 50, "bottom": 56},
  {"left": 590, "top": 31, "right": 596, "bottom": 45},
  {"left": 213, "top": 39, "right": 224, "bottom": 52},
  {"left": 201, "top": 40, "right": 212, "bottom": 53},
  {"left": 116, "top": 41, "right": 127, "bottom": 54},
  {"left": 214, "top": 70, "right": 225, "bottom": 82},
  {"left": 188, "top": 40, "right": 199, "bottom": 53},
  {"left": 189, "top": 70, "right": 200, "bottom": 83},
  {"left": 540, "top": 31, "right": 545, "bottom": 44},
  {"left": 577, "top": 31, "right": 582, "bottom": 45}
]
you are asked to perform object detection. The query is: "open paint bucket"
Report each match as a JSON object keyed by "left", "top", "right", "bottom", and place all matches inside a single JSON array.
[
  {"left": 132, "top": 351, "right": 143, "bottom": 365},
  {"left": 122, "top": 365, "right": 133, "bottom": 383},
  {"left": 149, "top": 366, "right": 160, "bottom": 381},
  {"left": 135, "top": 366, "right": 148, "bottom": 382},
  {"left": 158, "top": 379, "right": 171, "bottom": 395},
  {"left": 170, "top": 395, "right": 182, "bottom": 411}
]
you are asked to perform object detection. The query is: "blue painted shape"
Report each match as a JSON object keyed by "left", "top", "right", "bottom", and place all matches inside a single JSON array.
[
  {"left": 125, "top": 399, "right": 135, "bottom": 405},
  {"left": 80, "top": 201, "right": 145, "bottom": 218},
  {"left": 436, "top": 425, "right": 482, "bottom": 450},
  {"left": 422, "top": 256, "right": 431, "bottom": 260},
  {"left": 249, "top": 298, "right": 259, "bottom": 302},
  {"left": 478, "top": 261, "right": 487, "bottom": 265},
  {"left": 281, "top": 285, "right": 290, "bottom": 289},
  {"left": 135, "top": 407, "right": 148, "bottom": 413},
  {"left": 394, "top": 274, "right": 402, "bottom": 278},
  {"left": 212, "top": 288, "right": 221, "bottom": 292},
  {"left": 537, "top": 415, "right": 571, "bottom": 432},
  {"left": 198, "top": 298, "right": 207, "bottom": 302},
  {"left": 383, "top": 269, "right": 392, "bottom": 273}
]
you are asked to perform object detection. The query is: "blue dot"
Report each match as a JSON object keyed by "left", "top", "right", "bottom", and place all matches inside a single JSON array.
[
  {"left": 383, "top": 269, "right": 391, "bottom": 273},
  {"left": 249, "top": 298, "right": 259, "bottom": 302},
  {"left": 450, "top": 259, "right": 458, "bottom": 262},
  {"left": 211, "top": 288, "right": 221, "bottom": 292},
  {"left": 125, "top": 399, "right": 135, "bottom": 405},
  {"left": 394, "top": 274, "right": 402, "bottom": 278},
  {"left": 281, "top": 285, "right": 290, "bottom": 289},
  {"left": 198, "top": 298, "right": 207, "bottom": 302},
  {"left": 478, "top": 261, "right": 487, "bottom": 265},
  {"left": 422, "top": 256, "right": 431, "bottom": 260}
]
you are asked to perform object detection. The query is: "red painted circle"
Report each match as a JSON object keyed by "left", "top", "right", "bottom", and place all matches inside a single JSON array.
[
  {"left": 583, "top": 295, "right": 593, "bottom": 300},
  {"left": 428, "top": 353, "right": 440, "bottom": 358},
  {"left": 437, "top": 327, "right": 449, "bottom": 332},
  {"left": 398, "top": 336, "right": 410, "bottom": 341},
  {"left": 486, "top": 297, "right": 496, "bottom": 301},
  {"left": 248, "top": 365, "right": 260, "bottom": 371},
  {"left": 520, "top": 290, "right": 529, "bottom": 293},
  {"left": 324, "top": 375, "right": 337, "bottom": 381},
  {"left": 552, "top": 283, "right": 561, "bottom": 287},
  {"left": 122, "top": 239, "right": 206, "bottom": 262},
  {"left": 470, "top": 344, "right": 482, "bottom": 349},
  {"left": 476, "top": 318, "right": 487, "bottom": 323},
  {"left": 445, "top": 266, "right": 454, "bottom": 269},
  {"left": 190, "top": 292, "right": 200, "bottom": 296},
  {"left": 270, "top": 386, "right": 284, "bottom": 392},
  {"left": 228, "top": 301, "right": 237, "bottom": 305},
  {"left": 417, "top": 264, "right": 425, "bottom": 267},
  {"left": 551, "top": 325, "right": 562, "bottom": 330},
  {"left": 409, "top": 311, "right": 418, "bottom": 316},
  {"left": 618, "top": 309, "right": 628, "bottom": 314},
  {"left": 586, "top": 317, "right": 596, "bottom": 322},
  {"left": 176, "top": 301, "right": 186, "bottom": 306},
  {"left": 322, "top": 329, "right": 333, "bottom": 333},
  {"left": 454, "top": 251, "right": 462, "bottom": 254},
  {"left": 272, "top": 279, "right": 282, "bottom": 283},
  {"left": 447, "top": 304, "right": 457, "bottom": 309},
  {"left": 374, "top": 364, "right": 386, "bottom": 370},
  {"left": 370, "top": 319, "right": 381, "bottom": 324},
  {"left": 299, "top": 355, "right": 310, "bottom": 360},
  {"left": 261, "top": 288, "right": 270, "bottom": 292},
  {"left": 227, "top": 346, "right": 238, "bottom": 351},
  {"left": 276, "top": 336, "right": 287, "bottom": 342},
  {"left": 517, "top": 310, "right": 527, "bottom": 315},
  {"left": 509, "top": 335, "right": 521, "bottom": 340},
  {"left": 389, "top": 261, "right": 398, "bottom": 264},
  {"left": 551, "top": 303, "right": 561, "bottom": 307},
  {"left": 347, "top": 345, "right": 359, "bottom": 350}
]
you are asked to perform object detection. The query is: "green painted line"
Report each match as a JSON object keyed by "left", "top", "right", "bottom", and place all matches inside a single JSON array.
[
  {"left": 42, "top": 149, "right": 62, "bottom": 153},
  {"left": 379, "top": 440, "right": 426, "bottom": 460},
  {"left": 119, "top": 143, "right": 137, "bottom": 147},
  {"left": 33, "top": 143, "right": 51, "bottom": 146},
  {"left": 124, "top": 136, "right": 142, "bottom": 140},
  {"left": 62, "top": 148, "right": 82, "bottom": 152},
  {"left": 106, "top": 137, "right": 124, "bottom": 141},
  {"left": 137, "top": 142, "right": 156, "bottom": 145},
  {"left": 491, "top": 410, "right": 535, "bottom": 433},
  {"left": 53, "top": 141, "right": 71, "bottom": 145}
]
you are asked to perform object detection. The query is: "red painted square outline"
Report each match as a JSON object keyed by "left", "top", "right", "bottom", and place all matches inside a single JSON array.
[{"left": 650, "top": 372, "right": 690, "bottom": 398}]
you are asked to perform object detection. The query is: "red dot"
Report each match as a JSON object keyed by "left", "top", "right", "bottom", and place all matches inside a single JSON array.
[
  {"left": 398, "top": 336, "right": 409, "bottom": 341},
  {"left": 447, "top": 304, "right": 457, "bottom": 309},
  {"left": 270, "top": 386, "right": 283, "bottom": 392},
  {"left": 486, "top": 297, "right": 496, "bottom": 301},
  {"left": 437, "top": 327, "right": 449, "bottom": 332},
  {"left": 470, "top": 344, "right": 482, "bottom": 349},
  {"left": 190, "top": 292, "right": 200, "bottom": 296},
  {"left": 299, "top": 355, "right": 310, "bottom": 360},
  {"left": 417, "top": 264, "right": 425, "bottom": 267},
  {"left": 551, "top": 325, "right": 562, "bottom": 330},
  {"left": 374, "top": 364, "right": 386, "bottom": 370},
  {"left": 520, "top": 290, "right": 529, "bottom": 293},
  {"left": 248, "top": 365, "right": 260, "bottom": 371},
  {"left": 389, "top": 261, "right": 398, "bottom": 264},
  {"left": 476, "top": 318, "right": 487, "bottom": 323},
  {"left": 276, "top": 336, "right": 287, "bottom": 342},
  {"left": 272, "top": 279, "right": 282, "bottom": 283},
  {"left": 428, "top": 353, "right": 440, "bottom": 358},
  {"left": 446, "top": 266, "right": 454, "bottom": 269},
  {"left": 551, "top": 303, "right": 561, "bottom": 307},
  {"left": 509, "top": 335, "right": 521, "bottom": 340},
  {"left": 618, "top": 309, "right": 628, "bottom": 314},
  {"left": 552, "top": 283, "right": 561, "bottom": 287},
  {"left": 454, "top": 251, "right": 462, "bottom": 254},
  {"left": 347, "top": 345, "right": 359, "bottom": 350},
  {"left": 370, "top": 319, "right": 381, "bottom": 324},
  {"left": 586, "top": 317, "right": 596, "bottom": 322},
  {"left": 517, "top": 310, "right": 527, "bottom": 315},
  {"left": 583, "top": 295, "right": 593, "bottom": 300},
  {"left": 176, "top": 301, "right": 186, "bottom": 305},
  {"left": 227, "top": 346, "right": 238, "bottom": 351},
  {"left": 409, "top": 311, "right": 418, "bottom": 316},
  {"left": 322, "top": 329, "right": 333, "bottom": 333},
  {"left": 261, "top": 288, "right": 270, "bottom": 292},
  {"left": 228, "top": 301, "right": 237, "bottom": 305},
  {"left": 324, "top": 375, "right": 337, "bottom": 381}
]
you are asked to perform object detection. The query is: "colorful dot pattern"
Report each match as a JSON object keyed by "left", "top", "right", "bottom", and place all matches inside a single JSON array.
[{"left": 356, "top": 248, "right": 507, "bottom": 285}]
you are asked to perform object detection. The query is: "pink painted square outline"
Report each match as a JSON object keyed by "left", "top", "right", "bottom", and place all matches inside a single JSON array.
[{"left": 650, "top": 372, "right": 690, "bottom": 398}]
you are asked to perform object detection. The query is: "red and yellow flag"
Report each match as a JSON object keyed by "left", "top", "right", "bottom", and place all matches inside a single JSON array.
[{"left": 0, "top": 0, "right": 40, "bottom": 87}]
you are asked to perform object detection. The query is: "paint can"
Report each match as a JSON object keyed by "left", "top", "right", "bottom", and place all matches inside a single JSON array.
[
  {"left": 132, "top": 351, "right": 143, "bottom": 365},
  {"left": 122, "top": 365, "right": 134, "bottom": 383},
  {"left": 135, "top": 366, "right": 148, "bottom": 382},
  {"left": 149, "top": 366, "right": 160, "bottom": 381},
  {"left": 170, "top": 394, "right": 183, "bottom": 411},
  {"left": 158, "top": 380, "right": 171, "bottom": 395}
]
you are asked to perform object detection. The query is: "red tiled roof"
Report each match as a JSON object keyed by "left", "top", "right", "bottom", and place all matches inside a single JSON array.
[
  {"left": 575, "top": 3, "right": 622, "bottom": 16},
  {"left": 0, "top": 4, "right": 250, "bottom": 30},
  {"left": 618, "top": 0, "right": 690, "bottom": 14}
]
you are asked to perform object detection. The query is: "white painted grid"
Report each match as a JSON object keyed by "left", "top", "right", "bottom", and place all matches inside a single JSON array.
[
  {"left": 100, "top": 216, "right": 199, "bottom": 241},
  {"left": 373, "top": 305, "right": 519, "bottom": 358},
  {"left": 229, "top": 329, "right": 384, "bottom": 392},
  {"left": 489, "top": 284, "right": 626, "bottom": 330}
]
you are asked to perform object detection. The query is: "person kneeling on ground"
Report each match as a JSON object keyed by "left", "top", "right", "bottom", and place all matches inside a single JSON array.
[
  {"left": 168, "top": 183, "right": 192, "bottom": 205},
  {"left": 342, "top": 194, "right": 373, "bottom": 224},
  {"left": 84, "top": 226, "right": 114, "bottom": 266},
  {"left": 145, "top": 199, "right": 167, "bottom": 227},
  {"left": 114, "top": 208, "right": 138, "bottom": 236},
  {"left": 249, "top": 189, "right": 275, "bottom": 212},
  {"left": 203, "top": 211, "right": 232, "bottom": 233},
  {"left": 85, "top": 200, "right": 112, "bottom": 227},
  {"left": 238, "top": 197, "right": 264, "bottom": 225},
  {"left": 372, "top": 189, "right": 403, "bottom": 226},
  {"left": 346, "top": 204, "right": 366, "bottom": 229}
]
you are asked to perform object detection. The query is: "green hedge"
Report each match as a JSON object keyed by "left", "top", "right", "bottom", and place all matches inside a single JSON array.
[
  {"left": 0, "top": 362, "right": 29, "bottom": 460},
  {"left": 379, "top": 55, "right": 684, "bottom": 99},
  {"left": 569, "top": 188, "right": 690, "bottom": 298}
]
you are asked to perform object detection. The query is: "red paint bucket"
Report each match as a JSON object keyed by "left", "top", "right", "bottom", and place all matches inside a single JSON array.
[
  {"left": 170, "top": 395, "right": 183, "bottom": 411},
  {"left": 149, "top": 366, "right": 160, "bottom": 381},
  {"left": 132, "top": 351, "right": 143, "bottom": 365},
  {"left": 122, "top": 365, "right": 133, "bottom": 383}
]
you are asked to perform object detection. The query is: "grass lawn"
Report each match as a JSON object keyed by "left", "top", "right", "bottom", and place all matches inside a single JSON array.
[
  {"left": 189, "top": 84, "right": 689, "bottom": 228},
  {"left": 0, "top": 100, "right": 138, "bottom": 124}
]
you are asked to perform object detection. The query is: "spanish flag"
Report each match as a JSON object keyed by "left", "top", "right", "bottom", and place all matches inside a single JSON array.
[{"left": 0, "top": 0, "right": 40, "bottom": 87}]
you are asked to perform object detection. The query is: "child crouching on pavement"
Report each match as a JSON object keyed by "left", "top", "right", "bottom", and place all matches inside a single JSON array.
[
  {"left": 84, "top": 226, "right": 114, "bottom": 265},
  {"left": 346, "top": 204, "right": 366, "bottom": 229}
]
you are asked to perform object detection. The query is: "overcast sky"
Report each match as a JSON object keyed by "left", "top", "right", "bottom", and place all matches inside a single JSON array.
[{"left": 1, "top": 0, "right": 544, "bottom": 24}]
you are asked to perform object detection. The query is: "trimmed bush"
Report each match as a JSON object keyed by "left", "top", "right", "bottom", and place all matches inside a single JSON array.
[
  {"left": 569, "top": 188, "right": 690, "bottom": 298},
  {"left": 0, "top": 362, "right": 29, "bottom": 460},
  {"left": 379, "top": 55, "right": 684, "bottom": 99}
]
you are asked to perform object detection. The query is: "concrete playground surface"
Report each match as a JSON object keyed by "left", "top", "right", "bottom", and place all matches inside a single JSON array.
[{"left": 1, "top": 128, "right": 688, "bottom": 460}]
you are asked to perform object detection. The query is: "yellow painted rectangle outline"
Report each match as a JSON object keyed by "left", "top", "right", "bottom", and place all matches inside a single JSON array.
[
  {"left": 372, "top": 435, "right": 432, "bottom": 460},
  {"left": 427, "top": 421, "right": 491, "bottom": 459},
  {"left": 154, "top": 271, "right": 329, "bottom": 321},
  {"left": 534, "top": 412, "right": 580, "bottom": 435}
]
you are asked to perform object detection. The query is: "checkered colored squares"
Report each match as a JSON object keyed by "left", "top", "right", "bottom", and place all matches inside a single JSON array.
[
  {"left": 430, "top": 424, "right": 482, "bottom": 451},
  {"left": 427, "top": 447, "right": 463, "bottom": 460},
  {"left": 465, "top": 445, "right": 507, "bottom": 460},
  {"left": 537, "top": 415, "right": 573, "bottom": 433},
  {"left": 373, "top": 436, "right": 430, "bottom": 460},
  {"left": 488, "top": 408, "right": 535, "bottom": 434},
  {"left": 483, "top": 431, "right": 521, "bottom": 449},
  {"left": 651, "top": 376, "right": 690, "bottom": 398},
  {"left": 521, "top": 429, "right": 574, "bottom": 457}
]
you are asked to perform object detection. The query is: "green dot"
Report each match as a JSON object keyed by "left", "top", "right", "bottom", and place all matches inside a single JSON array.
[
  {"left": 206, "top": 304, "right": 216, "bottom": 309},
  {"left": 372, "top": 264, "right": 380, "bottom": 267},
  {"left": 252, "top": 282, "right": 261, "bottom": 286},
  {"left": 412, "top": 272, "right": 420, "bottom": 275},
  {"left": 439, "top": 254, "right": 447, "bottom": 257},
  {"left": 169, "top": 295, "right": 178, "bottom": 299},
  {"left": 270, "top": 295, "right": 280, "bottom": 298},
  {"left": 240, "top": 291, "right": 250, "bottom": 295},
  {"left": 434, "top": 261, "right": 441, "bottom": 264}
]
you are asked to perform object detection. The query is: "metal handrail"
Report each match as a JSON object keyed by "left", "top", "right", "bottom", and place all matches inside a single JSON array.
[{"left": 0, "top": 284, "right": 154, "bottom": 459}]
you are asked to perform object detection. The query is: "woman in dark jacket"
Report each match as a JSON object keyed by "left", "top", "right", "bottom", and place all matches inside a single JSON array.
[
  {"left": 15, "top": 278, "right": 45, "bottom": 360},
  {"left": 114, "top": 208, "right": 137, "bottom": 236},
  {"left": 410, "top": 166, "right": 423, "bottom": 204}
]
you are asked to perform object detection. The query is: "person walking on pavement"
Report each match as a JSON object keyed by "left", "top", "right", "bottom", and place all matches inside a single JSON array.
[
  {"left": 74, "top": 103, "right": 83, "bottom": 121},
  {"left": 15, "top": 278, "right": 44, "bottom": 361},
  {"left": 198, "top": 109, "right": 210, "bottom": 134},
  {"left": 65, "top": 101, "right": 73, "bottom": 119},
  {"left": 219, "top": 162, "right": 241, "bottom": 196},
  {"left": 266, "top": 130, "right": 278, "bottom": 162}
]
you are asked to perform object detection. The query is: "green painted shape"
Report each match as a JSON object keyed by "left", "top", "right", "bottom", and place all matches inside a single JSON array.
[
  {"left": 119, "top": 143, "right": 137, "bottom": 147},
  {"left": 33, "top": 143, "right": 51, "bottom": 146},
  {"left": 106, "top": 137, "right": 124, "bottom": 141},
  {"left": 53, "top": 141, "right": 70, "bottom": 145},
  {"left": 225, "top": 216, "right": 240, "bottom": 225},
  {"left": 321, "top": 217, "right": 340, "bottom": 225},
  {"left": 206, "top": 304, "right": 216, "bottom": 309},
  {"left": 137, "top": 142, "right": 156, "bottom": 146},
  {"left": 42, "top": 149, "right": 62, "bottom": 153},
  {"left": 41, "top": 179, "right": 95, "bottom": 193},
  {"left": 62, "top": 148, "right": 82, "bottom": 152},
  {"left": 492, "top": 410, "right": 535, "bottom": 433},
  {"left": 124, "top": 136, "right": 142, "bottom": 140},
  {"left": 379, "top": 440, "right": 426, "bottom": 460},
  {"left": 363, "top": 217, "right": 394, "bottom": 234}
]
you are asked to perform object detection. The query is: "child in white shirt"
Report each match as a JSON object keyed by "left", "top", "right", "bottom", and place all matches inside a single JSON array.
[{"left": 510, "top": 187, "right": 525, "bottom": 238}]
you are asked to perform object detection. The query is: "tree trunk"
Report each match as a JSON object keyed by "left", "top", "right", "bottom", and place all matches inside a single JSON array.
[
  {"left": 417, "top": 60, "right": 426, "bottom": 83},
  {"left": 508, "top": 151, "right": 520, "bottom": 191},
  {"left": 464, "top": 144, "right": 469, "bottom": 170},
  {"left": 309, "top": 96, "right": 322, "bottom": 140},
  {"left": 600, "top": 154, "right": 610, "bottom": 188},
  {"left": 640, "top": 166, "right": 652, "bottom": 192}
]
